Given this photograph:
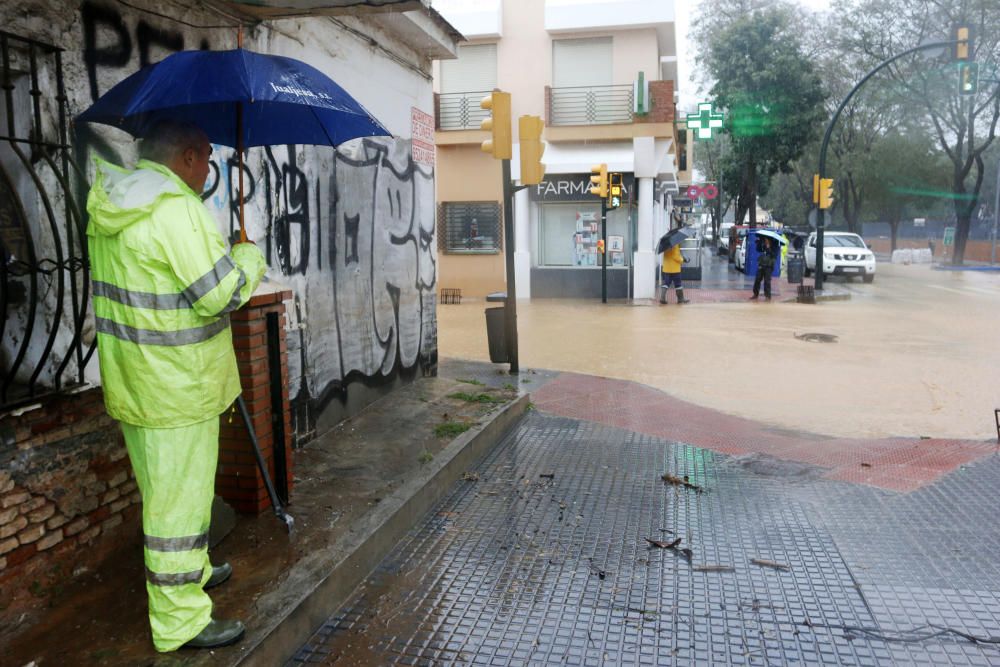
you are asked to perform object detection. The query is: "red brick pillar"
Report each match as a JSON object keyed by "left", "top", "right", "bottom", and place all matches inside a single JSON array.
[{"left": 218, "top": 289, "right": 294, "bottom": 514}]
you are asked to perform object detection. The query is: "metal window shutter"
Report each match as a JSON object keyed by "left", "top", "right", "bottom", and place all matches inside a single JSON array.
[
  {"left": 440, "top": 44, "right": 497, "bottom": 94},
  {"left": 552, "top": 37, "right": 612, "bottom": 88}
]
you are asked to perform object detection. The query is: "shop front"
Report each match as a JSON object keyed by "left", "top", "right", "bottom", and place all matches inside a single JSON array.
[{"left": 529, "top": 173, "right": 636, "bottom": 298}]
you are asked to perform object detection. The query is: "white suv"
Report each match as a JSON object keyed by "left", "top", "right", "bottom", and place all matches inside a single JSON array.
[{"left": 804, "top": 232, "right": 876, "bottom": 282}]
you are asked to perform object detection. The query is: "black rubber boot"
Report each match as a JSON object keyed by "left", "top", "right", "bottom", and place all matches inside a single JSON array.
[
  {"left": 676, "top": 288, "right": 690, "bottom": 304},
  {"left": 659, "top": 287, "right": 668, "bottom": 304},
  {"left": 183, "top": 619, "right": 245, "bottom": 649},
  {"left": 205, "top": 562, "right": 232, "bottom": 590}
]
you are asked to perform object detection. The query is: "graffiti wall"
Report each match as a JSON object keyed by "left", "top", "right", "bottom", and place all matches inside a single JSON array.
[{"left": 1, "top": 1, "right": 439, "bottom": 440}]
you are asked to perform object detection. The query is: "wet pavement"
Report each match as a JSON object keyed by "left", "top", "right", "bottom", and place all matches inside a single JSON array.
[{"left": 289, "top": 392, "right": 1000, "bottom": 665}]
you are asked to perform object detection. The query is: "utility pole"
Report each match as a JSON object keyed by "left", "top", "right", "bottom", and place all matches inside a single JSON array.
[{"left": 993, "top": 158, "right": 999, "bottom": 265}]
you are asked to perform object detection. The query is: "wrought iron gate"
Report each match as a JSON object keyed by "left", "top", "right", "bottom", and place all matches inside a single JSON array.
[{"left": 0, "top": 30, "right": 91, "bottom": 412}]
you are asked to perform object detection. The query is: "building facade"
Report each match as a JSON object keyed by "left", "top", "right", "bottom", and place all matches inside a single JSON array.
[{"left": 432, "top": 0, "right": 690, "bottom": 300}]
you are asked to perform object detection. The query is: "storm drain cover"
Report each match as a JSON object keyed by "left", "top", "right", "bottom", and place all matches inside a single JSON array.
[{"left": 794, "top": 332, "right": 838, "bottom": 343}]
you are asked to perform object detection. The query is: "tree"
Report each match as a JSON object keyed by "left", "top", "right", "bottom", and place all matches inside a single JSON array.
[
  {"left": 863, "top": 132, "right": 951, "bottom": 251},
  {"left": 700, "top": 7, "right": 827, "bottom": 227},
  {"left": 844, "top": 0, "right": 1000, "bottom": 264}
]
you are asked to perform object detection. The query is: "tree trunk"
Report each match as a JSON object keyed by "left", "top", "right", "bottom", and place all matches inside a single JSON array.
[{"left": 889, "top": 218, "right": 899, "bottom": 252}]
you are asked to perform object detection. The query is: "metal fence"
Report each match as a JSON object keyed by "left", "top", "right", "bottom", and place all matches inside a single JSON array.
[
  {"left": 437, "top": 91, "right": 492, "bottom": 130},
  {"left": 549, "top": 84, "right": 635, "bottom": 126},
  {"left": 1, "top": 30, "right": 91, "bottom": 412}
]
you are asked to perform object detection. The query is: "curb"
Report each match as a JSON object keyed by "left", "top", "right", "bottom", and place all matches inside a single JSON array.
[{"left": 233, "top": 394, "right": 530, "bottom": 666}]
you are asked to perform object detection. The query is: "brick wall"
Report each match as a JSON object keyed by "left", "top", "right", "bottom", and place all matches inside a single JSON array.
[
  {"left": 634, "top": 80, "right": 675, "bottom": 124},
  {"left": 0, "top": 389, "right": 141, "bottom": 628},
  {"left": 218, "top": 290, "right": 294, "bottom": 514}
]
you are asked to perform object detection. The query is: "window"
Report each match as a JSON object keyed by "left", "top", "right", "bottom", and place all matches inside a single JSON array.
[
  {"left": 552, "top": 37, "right": 612, "bottom": 88},
  {"left": 438, "top": 44, "right": 497, "bottom": 130},
  {"left": 678, "top": 129, "right": 687, "bottom": 172},
  {"left": 538, "top": 204, "right": 630, "bottom": 267},
  {"left": 438, "top": 202, "right": 502, "bottom": 254}
]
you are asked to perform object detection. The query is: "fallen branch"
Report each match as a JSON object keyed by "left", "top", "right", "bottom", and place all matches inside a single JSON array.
[
  {"left": 751, "top": 558, "right": 790, "bottom": 571},
  {"left": 645, "top": 537, "right": 682, "bottom": 550},
  {"left": 661, "top": 473, "right": 703, "bottom": 493},
  {"left": 693, "top": 564, "right": 734, "bottom": 573}
]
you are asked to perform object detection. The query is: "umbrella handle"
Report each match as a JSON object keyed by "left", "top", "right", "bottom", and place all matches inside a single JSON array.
[{"left": 236, "top": 98, "right": 248, "bottom": 244}]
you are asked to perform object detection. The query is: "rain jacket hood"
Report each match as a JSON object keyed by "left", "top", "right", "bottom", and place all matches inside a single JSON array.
[
  {"left": 86, "top": 157, "right": 267, "bottom": 428},
  {"left": 87, "top": 158, "right": 188, "bottom": 238}
]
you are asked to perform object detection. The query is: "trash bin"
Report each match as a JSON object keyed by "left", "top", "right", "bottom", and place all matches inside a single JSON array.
[
  {"left": 786, "top": 253, "right": 804, "bottom": 284},
  {"left": 485, "top": 292, "right": 507, "bottom": 363}
]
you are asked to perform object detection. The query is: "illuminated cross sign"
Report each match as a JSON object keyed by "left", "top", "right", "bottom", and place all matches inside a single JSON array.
[{"left": 686, "top": 102, "right": 724, "bottom": 140}]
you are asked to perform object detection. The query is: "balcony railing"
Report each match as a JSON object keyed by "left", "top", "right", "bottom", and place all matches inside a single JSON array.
[
  {"left": 437, "top": 91, "right": 492, "bottom": 130},
  {"left": 548, "top": 84, "right": 634, "bottom": 126}
]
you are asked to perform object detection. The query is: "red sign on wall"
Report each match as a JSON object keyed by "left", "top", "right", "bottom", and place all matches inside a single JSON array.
[{"left": 411, "top": 107, "right": 435, "bottom": 166}]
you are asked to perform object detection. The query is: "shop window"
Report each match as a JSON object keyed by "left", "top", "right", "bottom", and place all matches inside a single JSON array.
[
  {"left": 678, "top": 129, "right": 688, "bottom": 172},
  {"left": 438, "top": 202, "right": 502, "bottom": 254},
  {"left": 538, "top": 203, "right": 630, "bottom": 268}
]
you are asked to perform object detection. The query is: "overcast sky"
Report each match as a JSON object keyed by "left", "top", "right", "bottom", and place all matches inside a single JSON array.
[{"left": 675, "top": 0, "right": 832, "bottom": 111}]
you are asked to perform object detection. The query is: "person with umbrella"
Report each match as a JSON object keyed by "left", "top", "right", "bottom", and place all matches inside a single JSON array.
[
  {"left": 657, "top": 227, "right": 691, "bottom": 304},
  {"left": 750, "top": 233, "right": 780, "bottom": 301},
  {"left": 87, "top": 120, "right": 267, "bottom": 651}
]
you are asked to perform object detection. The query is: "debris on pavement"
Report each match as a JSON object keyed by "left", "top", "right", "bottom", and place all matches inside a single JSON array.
[
  {"left": 693, "top": 564, "right": 735, "bottom": 573},
  {"left": 751, "top": 558, "right": 791, "bottom": 571},
  {"left": 539, "top": 473, "right": 555, "bottom": 479},
  {"left": 645, "top": 537, "right": 682, "bottom": 550},
  {"left": 661, "top": 472, "right": 704, "bottom": 493},
  {"left": 860, "top": 462, "right": 872, "bottom": 468},
  {"left": 462, "top": 472, "right": 480, "bottom": 481}
]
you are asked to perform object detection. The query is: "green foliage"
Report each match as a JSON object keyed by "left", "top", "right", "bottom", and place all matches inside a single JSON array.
[
  {"left": 447, "top": 392, "right": 506, "bottom": 405},
  {"left": 418, "top": 451, "right": 434, "bottom": 464},
  {"left": 457, "top": 378, "right": 485, "bottom": 386},
  {"left": 435, "top": 421, "right": 472, "bottom": 438}
]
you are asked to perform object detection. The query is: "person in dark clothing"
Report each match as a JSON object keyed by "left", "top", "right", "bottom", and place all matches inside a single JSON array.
[{"left": 750, "top": 236, "right": 777, "bottom": 301}]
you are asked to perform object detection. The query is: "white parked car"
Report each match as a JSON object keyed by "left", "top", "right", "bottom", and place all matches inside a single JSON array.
[
  {"left": 804, "top": 232, "right": 876, "bottom": 282},
  {"left": 717, "top": 222, "right": 733, "bottom": 255}
]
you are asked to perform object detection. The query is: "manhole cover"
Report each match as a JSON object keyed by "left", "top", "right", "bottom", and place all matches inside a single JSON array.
[{"left": 794, "top": 332, "right": 838, "bottom": 343}]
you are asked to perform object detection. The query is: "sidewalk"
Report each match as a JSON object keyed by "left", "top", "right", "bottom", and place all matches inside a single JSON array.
[
  {"left": 290, "top": 364, "right": 1000, "bottom": 666},
  {"left": 2, "top": 366, "right": 533, "bottom": 666}
]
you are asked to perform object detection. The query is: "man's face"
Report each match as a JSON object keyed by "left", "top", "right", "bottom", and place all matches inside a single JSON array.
[{"left": 181, "top": 140, "right": 212, "bottom": 194}]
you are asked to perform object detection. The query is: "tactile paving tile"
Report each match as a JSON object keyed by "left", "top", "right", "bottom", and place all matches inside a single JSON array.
[{"left": 288, "top": 413, "right": 991, "bottom": 666}]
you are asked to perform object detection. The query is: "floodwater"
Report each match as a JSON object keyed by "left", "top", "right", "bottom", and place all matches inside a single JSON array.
[{"left": 439, "top": 260, "right": 1000, "bottom": 440}]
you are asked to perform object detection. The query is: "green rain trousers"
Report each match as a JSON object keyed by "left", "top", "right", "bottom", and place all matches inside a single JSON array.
[{"left": 122, "top": 418, "right": 218, "bottom": 652}]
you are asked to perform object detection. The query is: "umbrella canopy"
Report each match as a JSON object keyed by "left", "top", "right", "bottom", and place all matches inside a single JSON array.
[
  {"left": 656, "top": 226, "right": 696, "bottom": 254},
  {"left": 753, "top": 229, "right": 788, "bottom": 246},
  {"left": 77, "top": 48, "right": 390, "bottom": 148}
]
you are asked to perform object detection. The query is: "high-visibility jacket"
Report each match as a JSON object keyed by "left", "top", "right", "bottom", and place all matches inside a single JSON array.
[
  {"left": 661, "top": 245, "right": 684, "bottom": 274},
  {"left": 87, "top": 158, "right": 267, "bottom": 428}
]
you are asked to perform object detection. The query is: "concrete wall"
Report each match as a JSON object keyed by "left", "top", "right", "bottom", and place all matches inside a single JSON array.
[{"left": 1, "top": 0, "right": 439, "bottom": 442}]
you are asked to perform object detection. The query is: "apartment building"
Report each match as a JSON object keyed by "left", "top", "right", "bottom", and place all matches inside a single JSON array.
[{"left": 432, "top": 0, "right": 691, "bottom": 299}]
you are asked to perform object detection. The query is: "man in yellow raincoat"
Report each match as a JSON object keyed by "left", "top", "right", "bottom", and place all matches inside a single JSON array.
[
  {"left": 659, "top": 243, "right": 690, "bottom": 304},
  {"left": 87, "top": 120, "right": 266, "bottom": 651}
]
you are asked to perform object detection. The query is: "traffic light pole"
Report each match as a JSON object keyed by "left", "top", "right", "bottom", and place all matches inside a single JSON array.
[
  {"left": 815, "top": 38, "right": 958, "bottom": 291},
  {"left": 501, "top": 158, "right": 519, "bottom": 373},
  {"left": 601, "top": 198, "right": 608, "bottom": 304}
]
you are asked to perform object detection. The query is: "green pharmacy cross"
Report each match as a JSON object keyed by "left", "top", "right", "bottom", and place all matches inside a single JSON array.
[{"left": 686, "top": 102, "right": 724, "bottom": 140}]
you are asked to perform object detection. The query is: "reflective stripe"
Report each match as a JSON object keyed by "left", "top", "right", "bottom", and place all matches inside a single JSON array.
[
  {"left": 96, "top": 316, "right": 229, "bottom": 347},
  {"left": 184, "top": 256, "right": 237, "bottom": 305},
  {"left": 93, "top": 280, "right": 190, "bottom": 311},
  {"left": 144, "top": 532, "right": 209, "bottom": 552},
  {"left": 145, "top": 567, "right": 204, "bottom": 586},
  {"left": 217, "top": 268, "right": 247, "bottom": 315}
]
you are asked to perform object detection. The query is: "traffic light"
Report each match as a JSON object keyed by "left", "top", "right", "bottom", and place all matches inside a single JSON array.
[
  {"left": 955, "top": 26, "right": 971, "bottom": 61},
  {"left": 818, "top": 177, "right": 834, "bottom": 210},
  {"left": 959, "top": 61, "right": 979, "bottom": 96},
  {"left": 608, "top": 172, "right": 623, "bottom": 209},
  {"left": 519, "top": 115, "right": 545, "bottom": 185},
  {"left": 590, "top": 163, "right": 608, "bottom": 199},
  {"left": 812, "top": 174, "right": 820, "bottom": 204},
  {"left": 480, "top": 91, "right": 512, "bottom": 159}
]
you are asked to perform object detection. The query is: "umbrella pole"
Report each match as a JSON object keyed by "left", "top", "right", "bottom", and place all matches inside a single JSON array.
[
  {"left": 236, "top": 27, "right": 247, "bottom": 243},
  {"left": 237, "top": 103, "right": 247, "bottom": 243}
]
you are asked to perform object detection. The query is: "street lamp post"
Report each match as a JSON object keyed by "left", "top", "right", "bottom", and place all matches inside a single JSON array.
[
  {"left": 815, "top": 39, "right": 961, "bottom": 290},
  {"left": 992, "top": 158, "right": 999, "bottom": 265}
]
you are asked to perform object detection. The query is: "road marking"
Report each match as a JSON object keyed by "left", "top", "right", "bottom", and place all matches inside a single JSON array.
[{"left": 927, "top": 284, "right": 981, "bottom": 296}]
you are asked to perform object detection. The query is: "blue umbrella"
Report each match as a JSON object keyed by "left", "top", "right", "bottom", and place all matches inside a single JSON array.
[
  {"left": 77, "top": 48, "right": 390, "bottom": 148},
  {"left": 753, "top": 229, "right": 788, "bottom": 245},
  {"left": 78, "top": 47, "right": 391, "bottom": 241}
]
